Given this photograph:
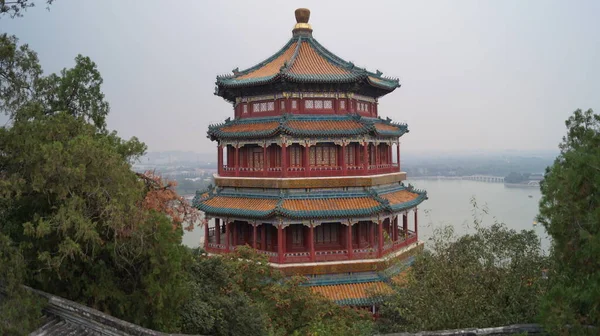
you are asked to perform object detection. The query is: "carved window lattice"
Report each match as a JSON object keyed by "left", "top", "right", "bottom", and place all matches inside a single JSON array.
[
  {"left": 340, "top": 100, "right": 346, "bottom": 109},
  {"left": 316, "top": 147, "right": 322, "bottom": 164},
  {"left": 250, "top": 147, "right": 263, "bottom": 169},
  {"left": 315, "top": 224, "right": 339, "bottom": 244},
  {"left": 357, "top": 102, "right": 370, "bottom": 112},
  {"left": 310, "top": 145, "right": 337, "bottom": 166},
  {"left": 253, "top": 101, "right": 275, "bottom": 113},
  {"left": 243, "top": 104, "right": 248, "bottom": 114},
  {"left": 280, "top": 101, "right": 285, "bottom": 111},
  {"left": 323, "top": 100, "right": 333, "bottom": 109},
  {"left": 267, "top": 146, "right": 281, "bottom": 168},
  {"left": 290, "top": 146, "right": 302, "bottom": 167},
  {"left": 314, "top": 100, "right": 323, "bottom": 109},
  {"left": 292, "top": 225, "right": 304, "bottom": 245},
  {"left": 305, "top": 100, "right": 314, "bottom": 109},
  {"left": 292, "top": 100, "right": 298, "bottom": 109},
  {"left": 345, "top": 144, "right": 355, "bottom": 165},
  {"left": 330, "top": 147, "right": 337, "bottom": 165}
]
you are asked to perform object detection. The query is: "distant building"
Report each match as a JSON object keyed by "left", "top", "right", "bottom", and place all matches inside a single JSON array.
[{"left": 194, "top": 8, "right": 427, "bottom": 309}]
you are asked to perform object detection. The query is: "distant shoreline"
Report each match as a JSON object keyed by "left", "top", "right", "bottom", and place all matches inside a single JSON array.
[{"left": 410, "top": 176, "right": 541, "bottom": 189}]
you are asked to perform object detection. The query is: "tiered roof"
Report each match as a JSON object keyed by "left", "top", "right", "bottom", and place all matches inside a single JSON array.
[
  {"left": 215, "top": 9, "right": 400, "bottom": 101},
  {"left": 194, "top": 184, "right": 427, "bottom": 220},
  {"left": 310, "top": 281, "right": 392, "bottom": 306},
  {"left": 208, "top": 114, "right": 408, "bottom": 140}
]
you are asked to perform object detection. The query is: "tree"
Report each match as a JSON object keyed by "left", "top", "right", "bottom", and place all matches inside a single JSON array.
[
  {"left": 180, "top": 246, "right": 374, "bottom": 336},
  {"left": 0, "top": 34, "right": 193, "bottom": 332},
  {"left": 0, "top": 34, "right": 109, "bottom": 130},
  {"left": 0, "top": 234, "right": 45, "bottom": 336},
  {"left": 377, "top": 205, "right": 548, "bottom": 333},
  {"left": 538, "top": 108, "right": 600, "bottom": 334},
  {"left": 138, "top": 171, "right": 201, "bottom": 231},
  {"left": 0, "top": 0, "right": 54, "bottom": 18}
]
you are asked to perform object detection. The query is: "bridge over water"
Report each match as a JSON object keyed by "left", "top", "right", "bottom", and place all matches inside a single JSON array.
[{"left": 461, "top": 175, "right": 505, "bottom": 183}]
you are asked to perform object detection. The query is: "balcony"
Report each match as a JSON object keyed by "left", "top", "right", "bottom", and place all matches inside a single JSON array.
[
  {"left": 218, "top": 163, "right": 400, "bottom": 178},
  {"left": 204, "top": 226, "right": 417, "bottom": 264}
]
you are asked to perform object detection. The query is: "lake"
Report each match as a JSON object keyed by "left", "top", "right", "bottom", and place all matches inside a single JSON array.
[
  {"left": 406, "top": 179, "right": 549, "bottom": 253},
  {"left": 182, "top": 179, "right": 550, "bottom": 253}
]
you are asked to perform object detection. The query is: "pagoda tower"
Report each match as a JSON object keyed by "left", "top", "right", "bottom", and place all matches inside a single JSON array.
[{"left": 195, "top": 8, "right": 427, "bottom": 307}]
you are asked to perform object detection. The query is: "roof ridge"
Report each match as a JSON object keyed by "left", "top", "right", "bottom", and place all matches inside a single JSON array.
[
  {"left": 308, "top": 37, "right": 362, "bottom": 72},
  {"left": 281, "top": 36, "right": 303, "bottom": 74},
  {"left": 230, "top": 37, "right": 298, "bottom": 77}
]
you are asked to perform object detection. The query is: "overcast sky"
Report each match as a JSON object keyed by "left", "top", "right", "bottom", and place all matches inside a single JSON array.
[{"left": 3, "top": 0, "right": 599, "bottom": 155}]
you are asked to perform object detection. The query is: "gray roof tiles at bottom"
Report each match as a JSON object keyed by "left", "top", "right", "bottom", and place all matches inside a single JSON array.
[
  {"left": 25, "top": 287, "right": 206, "bottom": 336},
  {"left": 31, "top": 315, "right": 104, "bottom": 336}
]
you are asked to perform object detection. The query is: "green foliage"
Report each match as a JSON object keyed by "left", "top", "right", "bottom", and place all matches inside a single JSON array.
[
  {"left": 377, "top": 205, "right": 548, "bottom": 333},
  {"left": 538, "top": 108, "right": 600, "bottom": 334},
  {"left": 0, "top": 34, "right": 109, "bottom": 130},
  {"left": 180, "top": 246, "right": 373, "bottom": 336},
  {"left": 0, "top": 234, "right": 45, "bottom": 336},
  {"left": 0, "top": 34, "right": 187, "bottom": 332},
  {"left": 0, "top": 0, "right": 55, "bottom": 18}
]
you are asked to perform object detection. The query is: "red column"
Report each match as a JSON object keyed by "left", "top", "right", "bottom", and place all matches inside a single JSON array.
[
  {"left": 281, "top": 143, "right": 288, "bottom": 177},
  {"left": 263, "top": 145, "right": 268, "bottom": 177},
  {"left": 309, "top": 225, "right": 315, "bottom": 261},
  {"left": 225, "top": 221, "right": 230, "bottom": 252},
  {"left": 363, "top": 142, "right": 368, "bottom": 174},
  {"left": 261, "top": 224, "right": 266, "bottom": 250},
  {"left": 232, "top": 222, "right": 237, "bottom": 247},
  {"left": 341, "top": 143, "right": 347, "bottom": 174},
  {"left": 282, "top": 226, "right": 287, "bottom": 258},
  {"left": 414, "top": 209, "right": 418, "bottom": 238},
  {"left": 204, "top": 217, "right": 209, "bottom": 249},
  {"left": 217, "top": 145, "right": 223, "bottom": 176},
  {"left": 403, "top": 213, "right": 408, "bottom": 238},
  {"left": 388, "top": 144, "right": 393, "bottom": 166},
  {"left": 215, "top": 218, "right": 221, "bottom": 245},
  {"left": 347, "top": 224, "right": 354, "bottom": 260},
  {"left": 397, "top": 141, "right": 401, "bottom": 171},
  {"left": 277, "top": 225, "right": 284, "bottom": 263},
  {"left": 252, "top": 224, "right": 257, "bottom": 249},
  {"left": 375, "top": 143, "right": 380, "bottom": 166},
  {"left": 234, "top": 146, "right": 240, "bottom": 177},
  {"left": 377, "top": 219, "right": 384, "bottom": 258},
  {"left": 304, "top": 144, "right": 310, "bottom": 177}
]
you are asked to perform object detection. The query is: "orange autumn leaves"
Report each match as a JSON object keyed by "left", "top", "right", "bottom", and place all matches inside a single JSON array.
[{"left": 138, "top": 171, "right": 201, "bottom": 231}]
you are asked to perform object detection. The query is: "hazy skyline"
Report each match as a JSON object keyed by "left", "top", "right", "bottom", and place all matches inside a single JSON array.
[{"left": 3, "top": 0, "right": 599, "bottom": 154}]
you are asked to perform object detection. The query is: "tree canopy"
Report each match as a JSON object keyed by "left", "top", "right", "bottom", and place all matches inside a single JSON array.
[
  {"left": 0, "top": 33, "right": 193, "bottom": 332},
  {"left": 0, "top": 0, "right": 54, "bottom": 18},
  {"left": 376, "top": 206, "right": 549, "bottom": 333},
  {"left": 181, "top": 246, "right": 374, "bottom": 336},
  {"left": 538, "top": 108, "right": 600, "bottom": 334}
]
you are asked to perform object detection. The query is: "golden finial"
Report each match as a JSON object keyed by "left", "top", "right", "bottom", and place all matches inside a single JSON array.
[{"left": 293, "top": 8, "right": 312, "bottom": 36}]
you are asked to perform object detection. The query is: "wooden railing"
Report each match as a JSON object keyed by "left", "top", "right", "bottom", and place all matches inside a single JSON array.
[
  {"left": 204, "top": 231, "right": 417, "bottom": 264},
  {"left": 218, "top": 163, "right": 400, "bottom": 177}
]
